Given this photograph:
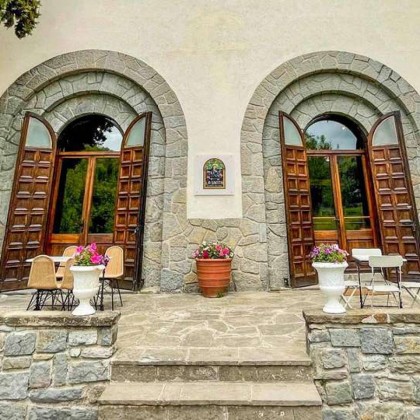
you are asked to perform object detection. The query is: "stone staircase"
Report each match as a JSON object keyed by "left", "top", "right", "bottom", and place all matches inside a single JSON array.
[{"left": 98, "top": 346, "right": 322, "bottom": 419}]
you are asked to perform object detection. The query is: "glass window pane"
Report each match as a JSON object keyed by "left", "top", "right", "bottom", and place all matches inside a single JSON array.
[
  {"left": 89, "top": 158, "right": 119, "bottom": 234},
  {"left": 338, "top": 156, "right": 371, "bottom": 230},
  {"left": 53, "top": 159, "right": 88, "bottom": 233},
  {"left": 26, "top": 117, "right": 52, "bottom": 149},
  {"left": 306, "top": 120, "right": 358, "bottom": 150},
  {"left": 126, "top": 117, "right": 146, "bottom": 147},
  {"left": 59, "top": 115, "right": 122, "bottom": 152},
  {"left": 283, "top": 117, "right": 302, "bottom": 146},
  {"left": 372, "top": 116, "right": 398, "bottom": 146},
  {"left": 308, "top": 156, "right": 336, "bottom": 230}
]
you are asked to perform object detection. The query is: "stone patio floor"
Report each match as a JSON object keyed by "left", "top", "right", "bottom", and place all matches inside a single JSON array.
[{"left": 1, "top": 288, "right": 414, "bottom": 357}]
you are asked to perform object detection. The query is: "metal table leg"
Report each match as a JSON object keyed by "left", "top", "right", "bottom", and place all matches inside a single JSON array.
[{"left": 357, "top": 261, "right": 363, "bottom": 308}]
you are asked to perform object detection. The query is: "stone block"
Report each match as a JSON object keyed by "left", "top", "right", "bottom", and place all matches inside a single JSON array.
[
  {"left": 413, "top": 377, "right": 420, "bottom": 404},
  {"left": 97, "top": 326, "right": 118, "bottom": 346},
  {"left": 28, "top": 406, "right": 96, "bottom": 420},
  {"left": 346, "top": 349, "right": 361, "bottom": 373},
  {"left": 325, "top": 381, "right": 352, "bottom": 405},
  {"left": 309, "top": 330, "right": 330, "bottom": 343},
  {"left": 330, "top": 329, "right": 360, "bottom": 347},
  {"left": 68, "top": 360, "right": 109, "bottom": 384},
  {"left": 4, "top": 332, "right": 36, "bottom": 356},
  {"left": 53, "top": 353, "right": 68, "bottom": 386},
  {"left": 389, "top": 356, "right": 420, "bottom": 374},
  {"left": 81, "top": 346, "right": 115, "bottom": 359},
  {"left": 362, "top": 355, "right": 387, "bottom": 371},
  {"left": 36, "top": 330, "right": 67, "bottom": 353},
  {"left": 0, "top": 372, "right": 29, "bottom": 399},
  {"left": 0, "top": 403, "right": 26, "bottom": 420},
  {"left": 322, "top": 407, "right": 358, "bottom": 420},
  {"left": 321, "top": 349, "right": 346, "bottom": 369},
  {"left": 351, "top": 374, "right": 375, "bottom": 399},
  {"left": 29, "top": 386, "right": 84, "bottom": 402},
  {"left": 29, "top": 361, "right": 51, "bottom": 388},
  {"left": 2, "top": 356, "right": 31, "bottom": 370},
  {"left": 361, "top": 328, "right": 393, "bottom": 354},
  {"left": 394, "top": 336, "right": 420, "bottom": 354},
  {"left": 68, "top": 330, "right": 97, "bottom": 346},
  {"left": 377, "top": 380, "right": 414, "bottom": 401}
]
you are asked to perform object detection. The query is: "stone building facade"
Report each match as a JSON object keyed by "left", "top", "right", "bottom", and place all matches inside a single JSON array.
[{"left": 0, "top": 1, "right": 419, "bottom": 292}]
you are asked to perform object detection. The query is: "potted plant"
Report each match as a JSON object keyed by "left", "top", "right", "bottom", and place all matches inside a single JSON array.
[
  {"left": 70, "top": 243, "right": 109, "bottom": 316},
  {"left": 310, "top": 243, "right": 349, "bottom": 314},
  {"left": 193, "top": 241, "right": 234, "bottom": 298}
]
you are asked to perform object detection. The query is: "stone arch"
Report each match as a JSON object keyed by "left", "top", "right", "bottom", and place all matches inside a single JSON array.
[
  {"left": 241, "top": 51, "right": 420, "bottom": 289},
  {"left": 0, "top": 50, "right": 188, "bottom": 290}
]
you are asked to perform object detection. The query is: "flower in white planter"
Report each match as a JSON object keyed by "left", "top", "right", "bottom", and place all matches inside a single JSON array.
[
  {"left": 310, "top": 244, "right": 349, "bottom": 314},
  {"left": 71, "top": 243, "right": 109, "bottom": 316}
]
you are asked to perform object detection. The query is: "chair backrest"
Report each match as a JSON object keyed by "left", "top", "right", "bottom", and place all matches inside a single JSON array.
[
  {"left": 61, "top": 258, "right": 74, "bottom": 290},
  {"left": 56, "top": 246, "right": 78, "bottom": 278},
  {"left": 352, "top": 248, "right": 382, "bottom": 257},
  {"left": 27, "top": 255, "right": 58, "bottom": 289},
  {"left": 104, "top": 246, "right": 124, "bottom": 278},
  {"left": 369, "top": 255, "right": 404, "bottom": 269}
]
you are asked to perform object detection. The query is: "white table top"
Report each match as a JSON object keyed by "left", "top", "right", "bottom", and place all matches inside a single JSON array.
[
  {"left": 353, "top": 255, "right": 407, "bottom": 263},
  {"left": 26, "top": 256, "right": 72, "bottom": 263}
]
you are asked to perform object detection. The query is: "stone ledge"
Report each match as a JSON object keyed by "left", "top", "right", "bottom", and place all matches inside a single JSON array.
[
  {"left": 303, "top": 309, "right": 420, "bottom": 325},
  {"left": 0, "top": 311, "right": 120, "bottom": 327}
]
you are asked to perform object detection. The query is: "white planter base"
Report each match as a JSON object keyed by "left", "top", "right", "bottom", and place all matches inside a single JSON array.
[
  {"left": 313, "top": 262, "right": 348, "bottom": 314},
  {"left": 70, "top": 265, "right": 105, "bottom": 316}
]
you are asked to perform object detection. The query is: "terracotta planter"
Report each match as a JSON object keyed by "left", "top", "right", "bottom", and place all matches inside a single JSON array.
[{"left": 196, "top": 258, "right": 232, "bottom": 298}]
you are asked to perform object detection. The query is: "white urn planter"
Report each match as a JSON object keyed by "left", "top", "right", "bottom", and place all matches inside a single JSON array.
[
  {"left": 70, "top": 265, "right": 105, "bottom": 316},
  {"left": 313, "top": 262, "right": 348, "bottom": 314}
]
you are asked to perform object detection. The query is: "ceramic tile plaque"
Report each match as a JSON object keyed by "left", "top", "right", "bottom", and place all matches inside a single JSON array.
[{"left": 194, "top": 154, "right": 234, "bottom": 195}]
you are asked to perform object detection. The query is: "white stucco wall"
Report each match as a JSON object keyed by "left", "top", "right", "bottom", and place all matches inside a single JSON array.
[{"left": 0, "top": 0, "right": 419, "bottom": 219}]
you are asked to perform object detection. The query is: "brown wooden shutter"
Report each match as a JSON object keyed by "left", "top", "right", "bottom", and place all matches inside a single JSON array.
[
  {"left": 0, "top": 113, "right": 57, "bottom": 291},
  {"left": 279, "top": 112, "right": 316, "bottom": 287},
  {"left": 368, "top": 111, "right": 420, "bottom": 279},
  {"left": 113, "top": 113, "right": 152, "bottom": 289}
]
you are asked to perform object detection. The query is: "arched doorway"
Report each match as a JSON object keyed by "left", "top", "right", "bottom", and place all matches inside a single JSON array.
[
  {"left": 279, "top": 110, "right": 420, "bottom": 287},
  {"left": 0, "top": 111, "right": 152, "bottom": 291},
  {"left": 304, "top": 115, "right": 378, "bottom": 256}
]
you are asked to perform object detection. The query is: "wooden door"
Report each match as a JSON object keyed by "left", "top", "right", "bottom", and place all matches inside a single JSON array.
[
  {"left": 368, "top": 112, "right": 420, "bottom": 279},
  {"left": 279, "top": 112, "right": 316, "bottom": 287},
  {"left": 113, "top": 113, "right": 152, "bottom": 289},
  {"left": 0, "top": 113, "right": 56, "bottom": 291}
]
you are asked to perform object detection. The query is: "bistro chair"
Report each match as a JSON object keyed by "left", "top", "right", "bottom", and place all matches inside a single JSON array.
[
  {"left": 340, "top": 248, "right": 383, "bottom": 309},
  {"left": 27, "top": 255, "right": 63, "bottom": 310},
  {"left": 98, "top": 246, "right": 124, "bottom": 311},
  {"left": 364, "top": 255, "right": 404, "bottom": 308},
  {"left": 55, "top": 246, "right": 77, "bottom": 279},
  {"left": 60, "top": 258, "right": 75, "bottom": 310},
  {"left": 400, "top": 280, "right": 420, "bottom": 308}
]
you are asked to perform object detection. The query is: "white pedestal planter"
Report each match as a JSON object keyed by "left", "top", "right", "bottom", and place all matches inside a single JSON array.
[
  {"left": 313, "top": 262, "right": 348, "bottom": 314},
  {"left": 70, "top": 265, "right": 105, "bottom": 316}
]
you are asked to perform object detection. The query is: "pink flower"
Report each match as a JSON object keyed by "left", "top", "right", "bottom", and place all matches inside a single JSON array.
[
  {"left": 76, "top": 245, "right": 84, "bottom": 254},
  {"left": 89, "top": 242, "right": 97, "bottom": 252},
  {"left": 90, "top": 254, "right": 102, "bottom": 265},
  {"left": 202, "top": 250, "right": 209, "bottom": 259},
  {"left": 223, "top": 248, "right": 230, "bottom": 256},
  {"left": 219, "top": 250, "right": 224, "bottom": 257}
]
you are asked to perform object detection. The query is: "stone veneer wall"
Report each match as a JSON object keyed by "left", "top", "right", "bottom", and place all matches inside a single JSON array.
[
  {"left": 0, "top": 311, "right": 119, "bottom": 419},
  {"left": 1, "top": 50, "right": 420, "bottom": 292},
  {"left": 304, "top": 309, "right": 420, "bottom": 419}
]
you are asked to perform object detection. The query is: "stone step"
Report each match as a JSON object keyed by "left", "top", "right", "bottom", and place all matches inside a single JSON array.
[
  {"left": 98, "top": 381, "right": 322, "bottom": 419},
  {"left": 111, "top": 346, "right": 313, "bottom": 382}
]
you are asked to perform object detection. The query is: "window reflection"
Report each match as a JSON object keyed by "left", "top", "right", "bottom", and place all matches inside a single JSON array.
[
  {"left": 59, "top": 115, "right": 122, "bottom": 152},
  {"left": 306, "top": 120, "right": 359, "bottom": 150}
]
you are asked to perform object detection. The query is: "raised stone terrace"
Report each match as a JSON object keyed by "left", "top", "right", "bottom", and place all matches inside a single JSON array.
[{"left": 2, "top": 290, "right": 324, "bottom": 419}]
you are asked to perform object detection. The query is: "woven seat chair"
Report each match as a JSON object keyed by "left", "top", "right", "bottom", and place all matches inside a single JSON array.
[
  {"left": 60, "top": 258, "right": 75, "bottom": 310},
  {"left": 55, "top": 246, "right": 77, "bottom": 279},
  {"left": 98, "top": 246, "right": 124, "bottom": 311},
  {"left": 27, "top": 255, "right": 63, "bottom": 310}
]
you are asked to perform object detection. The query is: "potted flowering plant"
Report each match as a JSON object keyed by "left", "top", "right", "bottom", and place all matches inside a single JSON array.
[
  {"left": 310, "top": 243, "right": 349, "bottom": 314},
  {"left": 70, "top": 243, "right": 109, "bottom": 316},
  {"left": 193, "top": 241, "right": 234, "bottom": 297}
]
